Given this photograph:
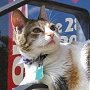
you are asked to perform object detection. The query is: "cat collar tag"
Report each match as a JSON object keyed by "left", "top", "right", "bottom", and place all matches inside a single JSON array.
[{"left": 35, "top": 64, "right": 43, "bottom": 80}]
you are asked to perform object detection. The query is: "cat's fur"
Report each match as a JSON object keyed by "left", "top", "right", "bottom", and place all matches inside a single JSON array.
[{"left": 12, "top": 5, "right": 89, "bottom": 90}]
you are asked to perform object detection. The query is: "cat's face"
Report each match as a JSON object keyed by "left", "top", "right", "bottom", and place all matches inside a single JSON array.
[{"left": 12, "top": 6, "right": 60, "bottom": 55}]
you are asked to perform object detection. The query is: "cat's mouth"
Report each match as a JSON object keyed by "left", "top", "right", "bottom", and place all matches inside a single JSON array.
[{"left": 47, "top": 39, "right": 55, "bottom": 45}]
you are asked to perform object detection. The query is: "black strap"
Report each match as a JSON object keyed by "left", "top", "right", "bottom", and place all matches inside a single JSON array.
[{"left": 25, "top": 83, "right": 48, "bottom": 90}]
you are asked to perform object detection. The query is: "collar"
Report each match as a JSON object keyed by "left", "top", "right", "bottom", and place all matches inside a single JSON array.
[{"left": 21, "top": 54, "right": 48, "bottom": 65}]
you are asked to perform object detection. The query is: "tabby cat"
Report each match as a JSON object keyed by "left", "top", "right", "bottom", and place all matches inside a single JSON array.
[{"left": 12, "top": 5, "right": 89, "bottom": 90}]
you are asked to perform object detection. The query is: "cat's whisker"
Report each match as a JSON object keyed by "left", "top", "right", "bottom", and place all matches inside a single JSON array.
[
  {"left": 48, "top": 7, "right": 56, "bottom": 22},
  {"left": 50, "top": 12, "right": 60, "bottom": 22},
  {"left": 50, "top": 13, "right": 57, "bottom": 22},
  {"left": 51, "top": 18, "right": 59, "bottom": 23},
  {"left": 48, "top": 8, "right": 54, "bottom": 21}
]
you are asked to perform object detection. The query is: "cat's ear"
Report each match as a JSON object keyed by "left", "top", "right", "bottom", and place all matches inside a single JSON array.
[
  {"left": 38, "top": 5, "right": 48, "bottom": 21},
  {"left": 12, "top": 9, "right": 28, "bottom": 30}
]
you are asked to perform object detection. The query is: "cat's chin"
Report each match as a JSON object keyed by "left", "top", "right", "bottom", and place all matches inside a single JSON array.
[
  {"left": 19, "top": 39, "right": 60, "bottom": 59},
  {"left": 19, "top": 42, "right": 60, "bottom": 59},
  {"left": 39, "top": 43, "right": 60, "bottom": 54}
]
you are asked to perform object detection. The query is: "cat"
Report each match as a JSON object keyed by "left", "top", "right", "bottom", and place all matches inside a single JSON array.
[{"left": 12, "top": 5, "right": 89, "bottom": 90}]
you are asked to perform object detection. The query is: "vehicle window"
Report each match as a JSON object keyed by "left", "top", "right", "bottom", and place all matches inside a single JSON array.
[{"left": 28, "top": 5, "right": 86, "bottom": 43}]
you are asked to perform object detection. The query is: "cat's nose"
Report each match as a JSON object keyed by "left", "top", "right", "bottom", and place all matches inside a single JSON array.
[{"left": 47, "top": 33, "right": 54, "bottom": 38}]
